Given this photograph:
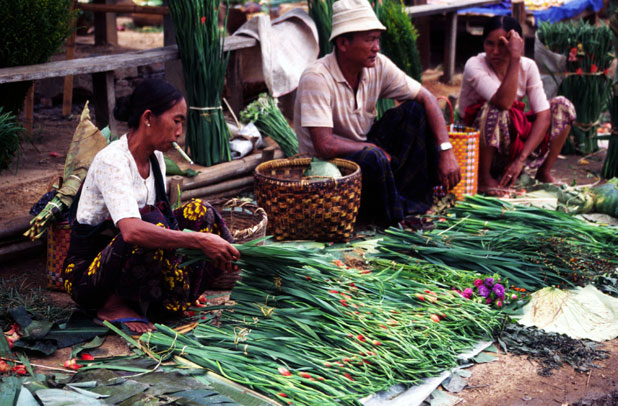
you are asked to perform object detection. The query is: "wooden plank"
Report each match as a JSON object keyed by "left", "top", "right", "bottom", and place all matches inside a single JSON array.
[
  {"left": 76, "top": 3, "right": 168, "bottom": 15},
  {"left": 0, "top": 39, "right": 257, "bottom": 84},
  {"left": 405, "top": 0, "right": 500, "bottom": 17}
]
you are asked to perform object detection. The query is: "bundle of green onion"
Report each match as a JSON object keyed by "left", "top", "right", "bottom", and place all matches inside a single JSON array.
[
  {"left": 602, "top": 87, "right": 618, "bottom": 178},
  {"left": 239, "top": 93, "right": 298, "bottom": 157},
  {"left": 168, "top": 0, "right": 231, "bottom": 167},
  {"left": 138, "top": 240, "right": 503, "bottom": 405},
  {"left": 537, "top": 20, "right": 613, "bottom": 154},
  {"left": 307, "top": 0, "right": 334, "bottom": 57},
  {"left": 378, "top": 195, "right": 618, "bottom": 291}
]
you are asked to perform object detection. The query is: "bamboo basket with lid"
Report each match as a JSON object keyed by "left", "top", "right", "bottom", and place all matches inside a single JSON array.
[{"left": 254, "top": 157, "right": 362, "bottom": 242}]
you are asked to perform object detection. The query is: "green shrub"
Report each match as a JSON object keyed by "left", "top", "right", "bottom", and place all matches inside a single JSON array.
[
  {"left": 0, "top": 0, "right": 75, "bottom": 114},
  {"left": 376, "top": 0, "right": 422, "bottom": 82},
  {"left": 0, "top": 107, "right": 23, "bottom": 172}
]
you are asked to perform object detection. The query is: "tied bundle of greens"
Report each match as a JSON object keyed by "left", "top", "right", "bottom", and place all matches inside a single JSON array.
[
  {"left": 307, "top": 0, "right": 334, "bottom": 57},
  {"left": 603, "top": 87, "right": 618, "bottom": 178},
  {"left": 537, "top": 20, "right": 613, "bottom": 154},
  {"left": 130, "top": 240, "right": 504, "bottom": 405},
  {"left": 378, "top": 195, "right": 618, "bottom": 291},
  {"left": 0, "top": 107, "right": 22, "bottom": 172},
  {"left": 239, "top": 93, "right": 298, "bottom": 157},
  {"left": 168, "top": 0, "right": 231, "bottom": 167}
]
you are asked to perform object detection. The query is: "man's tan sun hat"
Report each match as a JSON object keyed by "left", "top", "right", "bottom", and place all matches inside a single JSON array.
[{"left": 329, "top": 0, "right": 386, "bottom": 41}]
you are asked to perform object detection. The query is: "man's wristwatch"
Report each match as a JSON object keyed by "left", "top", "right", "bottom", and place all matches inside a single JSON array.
[{"left": 439, "top": 142, "right": 453, "bottom": 151}]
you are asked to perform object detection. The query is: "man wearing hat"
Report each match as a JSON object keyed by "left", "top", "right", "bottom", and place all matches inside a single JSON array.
[{"left": 293, "top": 0, "right": 461, "bottom": 224}]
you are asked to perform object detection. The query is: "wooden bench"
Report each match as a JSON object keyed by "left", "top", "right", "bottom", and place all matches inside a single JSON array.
[
  {"left": 406, "top": 0, "right": 501, "bottom": 83},
  {"left": 0, "top": 37, "right": 257, "bottom": 134}
]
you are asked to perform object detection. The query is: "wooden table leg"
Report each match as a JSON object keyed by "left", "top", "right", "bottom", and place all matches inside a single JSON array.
[
  {"left": 92, "top": 71, "right": 118, "bottom": 134},
  {"left": 23, "top": 83, "right": 34, "bottom": 134},
  {"left": 442, "top": 11, "right": 458, "bottom": 84}
]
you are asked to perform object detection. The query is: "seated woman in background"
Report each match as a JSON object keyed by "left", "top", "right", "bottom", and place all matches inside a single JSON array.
[
  {"left": 62, "top": 79, "right": 240, "bottom": 333},
  {"left": 458, "top": 15, "right": 576, "bottom": 195}
]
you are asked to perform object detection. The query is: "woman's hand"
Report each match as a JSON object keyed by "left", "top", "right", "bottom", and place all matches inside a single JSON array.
[
  {"left": 195, "top": 233, "right": 240, "bottom": 272},
  {"left": 500, "top": 30, "right": 524, "bottom": 62},
  {"left": 498, "top": 158, "right": 525, "bottom": 188}
]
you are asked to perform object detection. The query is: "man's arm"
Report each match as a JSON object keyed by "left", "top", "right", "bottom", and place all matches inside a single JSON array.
[
  {"left": 415, "top": 87, "right": 461, "bottom": 190},
  {"left": 309, "top": 127, "right": 391, "bottom": 162}
]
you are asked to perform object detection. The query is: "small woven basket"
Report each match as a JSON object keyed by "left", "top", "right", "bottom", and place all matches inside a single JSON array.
[
  {"left": 211, "top": 198, "right": 268, "bottom": 244},
  {"left": 254, "top": 157, "right": 362, "bottom": 242},
  {"left": 447, "top": 125, "right": 480, "bottom": 200},
  {"left": 46, "top": 221, "right": 71, "bottom": 291},
  {"left": 436, "top": 97, "right": 480, "bottom": 201}
]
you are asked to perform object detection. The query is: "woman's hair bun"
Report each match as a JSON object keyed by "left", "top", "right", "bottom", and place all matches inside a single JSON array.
[{"left": 113, "top": 95, "right": 132, "bottom": 122}]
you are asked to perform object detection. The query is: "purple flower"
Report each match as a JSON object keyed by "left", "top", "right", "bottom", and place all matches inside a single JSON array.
[
  {"left": 473, "top": 279, "right": 483, "bottom": 287},
  {"left": 486, "top": 297, "right": 493, "bottom": 304},
  {"left": 462, "top": 288, "right": 474, "bottom": 299},
  {"left": 492, "top": 283, "right": 505, "bottom": 299},
  {"left": 496, "top": 300, "right": 503, "bottom": 308},
  {"left": 478, "top": 285, "right": 491, "bottom": 298},
  {"left": 484, "top": 277, "right": 494, "bottom": 287}
]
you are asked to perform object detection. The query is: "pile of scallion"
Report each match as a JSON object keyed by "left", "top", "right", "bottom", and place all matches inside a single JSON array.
[
  {"left": 307, "top": 0, "right": 334, "bottom": 57},
  {"left": 168, "top": 0, "right": 231, "bottom": 166},
  {"left": 537, "top": 20, "right": 613, "bottom": 154},
  {"left": 239, "top": 93, "right": 298, "bottom": 157},
  {"left": 132, "top": 240, "right": 503, "bottom": 405},
  {"left": 378, "top": 195, "right": 618, "bottom": 291},
  {"left": 602, "top": 86, "right": 618, "bottom": 178}
]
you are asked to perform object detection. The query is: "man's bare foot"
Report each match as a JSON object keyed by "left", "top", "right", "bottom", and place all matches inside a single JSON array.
[{"left": 96, "top": 294, "right": 154, "bottom": 333}]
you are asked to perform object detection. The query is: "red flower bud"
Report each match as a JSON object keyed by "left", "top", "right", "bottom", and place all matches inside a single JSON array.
[
  {"left": 576, "top": 67, "right": 583, "bottom": 75},
  {"left": 590, "top": 64, "right": 598, "bottom": 73},
  {"left": 200, "top": 16, "right": 206, "bottom": 24},
  {"left": 430, "top": 314, "right": 440, "bottom": 323},
  {"left": 329, "top": 289, "right": 338, "bottom": 294},
  {"left": 278, "top": 393, "right": 288, "bottom": 398},
  {"left": 300, "top": 372, "right": 311, "bottom": 379},
  {"left": 278, "top": 367, "right": 292, "bottom": 376},
  {"left": 80, "top": 353, "right": 94, "bottom": 361},
  {"left": 372, "top": 340, "right": 382, "bottom": 346},
  {"left": 356, "top": 334, "right": 366, "bottom": 342},
  {"left": 344, "top": 372, "right": 354, "bottom": 381}
]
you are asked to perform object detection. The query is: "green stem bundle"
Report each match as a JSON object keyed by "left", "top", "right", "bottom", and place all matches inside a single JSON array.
[
  {"left": 239, "top": 93, "right": 298, "bottom": 157},
  {"left": 307, "top": 0, "right": 334, "bottom": 57},
  {"left": 537, "top": 20, "right": 613, "bottom": 155},
  {"left": 147, "top": 240, "right": 503, "bottom": 405},
  {"left": 603, "top": 86, "right": 618, "bottom": 178},
  {"left": 168, "top": 0, "right": 231, "bottom": 167}
]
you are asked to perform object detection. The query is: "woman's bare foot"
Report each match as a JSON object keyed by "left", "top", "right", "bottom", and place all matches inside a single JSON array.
[
  {"left": 96, "top": 294, "right": 154, "bottom": 333},
  {"left": 478, "top": 176, "right": 511, "bottom": 197},
  {"left": 535, "top": 169, "right": 563, "bottom": 185}
]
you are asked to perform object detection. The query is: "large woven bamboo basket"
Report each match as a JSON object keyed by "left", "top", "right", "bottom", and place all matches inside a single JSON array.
[{"left": 254, "top": 157, "right": 362, "bottom": 242}]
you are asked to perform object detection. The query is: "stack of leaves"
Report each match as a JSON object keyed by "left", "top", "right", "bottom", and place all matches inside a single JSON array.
[
  {"left": 240, "top": 93, "right": 298, "bottom": 157},
  {"left": 497, "top": 323, "right": 608, "bottom": 376},
  {"left": 168, "top": 0, "right": 231, "bottom": 167},
  {"left": 307, "top": 0, "right": 334, "bottom": 57},
  {"left": 0, "top": 107, "right": 22, "bottom": 172},
  {"left": 134, "top": 240, "right": 504, "bottom": 405},
  {"left": 602, "top": 87, "right": 618, "bottom": 178},
  {"left": 377, "top": 195, "right": 618, "bottom": 291},
  {"left": 537, "top": 20, "right": 613, "bottom": 154}
]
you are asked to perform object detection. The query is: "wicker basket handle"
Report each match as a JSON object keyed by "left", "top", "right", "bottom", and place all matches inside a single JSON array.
[{"left": 437, "top": 96, "right": 454, "bottom": 126}]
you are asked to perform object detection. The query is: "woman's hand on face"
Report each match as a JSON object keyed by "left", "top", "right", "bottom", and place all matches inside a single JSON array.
[
  {"left": 499, "top": 159, "right": 524, "bottom": 188},
  {"left": 196, "top": 233, "right": 240, "bottom": 272},
  {"left": 499, "top": 30, "right": 524, "bottom": 62}
]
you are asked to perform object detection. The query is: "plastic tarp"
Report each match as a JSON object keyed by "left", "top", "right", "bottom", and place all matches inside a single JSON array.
[
  {"left": 459, "top": 0, "right": 603, "bottom": 25},
  {"left": 231, "top": 8, "right": 319, "bottom": 97},
  {"left": 518, "top": 285, "right": 618, "bottom": 342}
]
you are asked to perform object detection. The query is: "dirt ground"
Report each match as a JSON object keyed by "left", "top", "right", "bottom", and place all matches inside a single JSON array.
[{"left": 1, "top": 19, "right": 617, "bottom": 406}]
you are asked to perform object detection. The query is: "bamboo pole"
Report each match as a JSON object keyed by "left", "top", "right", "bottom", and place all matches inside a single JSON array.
[
  {"left": 62, "top": 0, "right": 78, "bottom": 117},
  {"left": 181, "top": 175, "right": 254, "bottom": 201},
  {"left": 181, "top": 147, "right": 282, "bottom": 191}
]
